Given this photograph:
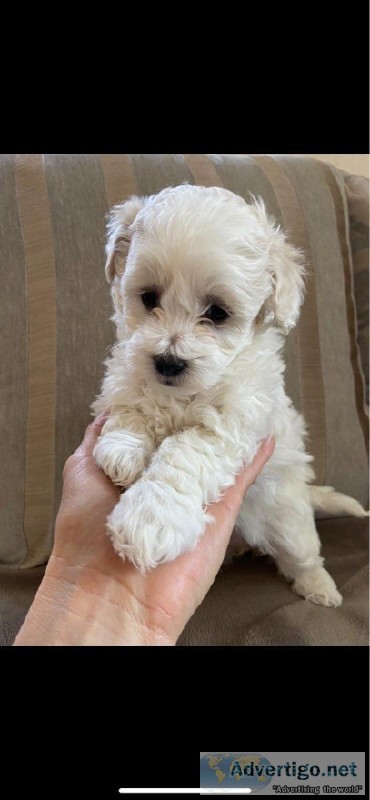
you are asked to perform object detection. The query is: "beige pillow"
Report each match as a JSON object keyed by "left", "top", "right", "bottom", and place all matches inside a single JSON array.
[{"left": 342, "top": 171, "right": 369, "bottom": 405}]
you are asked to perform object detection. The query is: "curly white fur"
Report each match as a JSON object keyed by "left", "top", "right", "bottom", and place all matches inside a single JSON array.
[{"left": 92, "top": 185, "right": 368, "bottom": 606}]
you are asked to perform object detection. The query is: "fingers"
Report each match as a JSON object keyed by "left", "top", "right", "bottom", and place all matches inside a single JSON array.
[
  {"left": 75, "top": 412, "right": 108, "bottom": 458},
  {"left": 62, "top": 410, "right": 120, "bottom": 500}
]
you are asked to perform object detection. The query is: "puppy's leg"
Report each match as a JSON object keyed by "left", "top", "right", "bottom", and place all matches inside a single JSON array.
[
  {"left": 93, "top": 410, "right": 155, "bottom": 488},
  {"left": 107, "top": 426, "right": 246, "bottom": 571},
  {"left": 267, "top": 500, "right": 342, "bottom": 608}
]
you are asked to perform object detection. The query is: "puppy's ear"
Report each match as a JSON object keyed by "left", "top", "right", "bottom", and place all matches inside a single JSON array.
[
  {"left": 269, "top": 237, "right": 306, "bottom": 332},
  {"left": 252, "top": 198, "right": 305, "bottom": 333},
  {"left": 105, "top": 196, "right": 145, "bottom": 283}
]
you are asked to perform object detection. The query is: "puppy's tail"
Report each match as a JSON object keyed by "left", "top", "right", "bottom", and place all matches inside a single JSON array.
[{"left": 308, "top": 485, "right": 369, "bottom": 518}]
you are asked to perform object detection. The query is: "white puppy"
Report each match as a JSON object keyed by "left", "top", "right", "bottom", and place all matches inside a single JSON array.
[{"left": 93, "top": 185, "right": 368, "bottom": 607}]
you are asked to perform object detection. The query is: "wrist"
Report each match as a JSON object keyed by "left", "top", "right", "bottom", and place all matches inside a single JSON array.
[{"left": 14, "top": 557, "right": 175, "bottom": 647}]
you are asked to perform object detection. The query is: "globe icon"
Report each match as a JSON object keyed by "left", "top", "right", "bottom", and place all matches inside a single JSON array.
[{"left": 200, "top": 752, "right": 273, "bottom": 792}]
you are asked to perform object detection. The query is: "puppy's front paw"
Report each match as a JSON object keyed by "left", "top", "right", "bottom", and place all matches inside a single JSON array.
[
  {"left": 293, "top": 566, "right": 343, "bottom": 607},
  {"left": 93, "top": 431, "right": 149, "bottom": 488},
  {"left": 106, "top": 480, "right": 206, "bottom": 572}
]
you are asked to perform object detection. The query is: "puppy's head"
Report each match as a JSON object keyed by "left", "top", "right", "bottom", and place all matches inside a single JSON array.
[{"left": 105, "top": 185, "right": 305, "bottom": 395}]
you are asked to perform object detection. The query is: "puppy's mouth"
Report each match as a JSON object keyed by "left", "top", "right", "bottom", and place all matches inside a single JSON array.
[{"left": 156, "top": 374, "right": 187, "bottom": 388}]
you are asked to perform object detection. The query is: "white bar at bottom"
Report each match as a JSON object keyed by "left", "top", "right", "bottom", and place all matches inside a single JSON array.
[{"left": 118, "top": 790, "right": 252, "bottom": 794}]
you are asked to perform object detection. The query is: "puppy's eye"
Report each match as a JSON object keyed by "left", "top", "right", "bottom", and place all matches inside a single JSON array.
[
  {"left": 205, "top": 304, "right": 229, "bottom": 323},
  {"left": 141, "top": 291, "right": 158, "bottom": 310}
]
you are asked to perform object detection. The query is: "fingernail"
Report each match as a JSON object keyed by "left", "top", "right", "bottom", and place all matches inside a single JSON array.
[{"left": 95, "top": 411, "right": 108, "bottom": 426}]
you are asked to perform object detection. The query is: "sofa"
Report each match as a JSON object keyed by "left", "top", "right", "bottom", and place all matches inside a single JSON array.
[{"left": 0, "top": 153, "right": 368, "bottom": 646}]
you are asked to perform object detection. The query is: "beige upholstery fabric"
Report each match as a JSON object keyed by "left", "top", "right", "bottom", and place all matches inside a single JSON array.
[
  {"left": 179, "top": 517, "right": 369, "bottom": 646},
  {"left": 0, "top": 566, "right": 45, "bottom": 645},
  {"left": 15, "top": 155, "right": 57, "bottom": 567},
  {"left": 0, "top": 154, "right": 368, "bottom": 571},
  {"left": 342, "top": 171, "right": 369, "bottom": 405}
]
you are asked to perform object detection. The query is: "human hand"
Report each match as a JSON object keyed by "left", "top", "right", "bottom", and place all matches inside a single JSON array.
[{"left": 14, "top": 415, "right": 275, "bottom": 646}]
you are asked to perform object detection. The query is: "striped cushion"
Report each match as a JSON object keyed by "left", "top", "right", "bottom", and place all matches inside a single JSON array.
[
  {"left": 1, "top": 154, "right": 368, "bottom": 567},
  {"left": 342, "top": 171, "right": 369, "bottom": 405}
]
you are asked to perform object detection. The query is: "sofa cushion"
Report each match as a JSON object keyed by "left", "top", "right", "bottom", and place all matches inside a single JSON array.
[
  {"left": 0, "top": 565, "right": 45, "bottom": 645},
  {"left": 342, "top": 171, "right": 369, "bottom": 405},
  {"left": 179, "top": 517, "right": 369, "bottom": 646},
  {"left": 0, "top": 154, "right": 368, "bottom": 567}
]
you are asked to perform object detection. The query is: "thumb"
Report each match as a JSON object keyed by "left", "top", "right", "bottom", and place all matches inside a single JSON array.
[
  {"left": 239, "top": 435, "right": 276, "bottom": 493},
  {"left": 204, "top": 436, "right": 275, "bottom": 531},
  {"left": 222, "top": 436, "right": 276, "bottom": 512}
]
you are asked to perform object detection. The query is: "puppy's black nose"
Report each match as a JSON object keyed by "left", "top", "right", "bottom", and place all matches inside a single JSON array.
[{"left": 154, "top": 354, "right": 187, "bottom": 377}]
